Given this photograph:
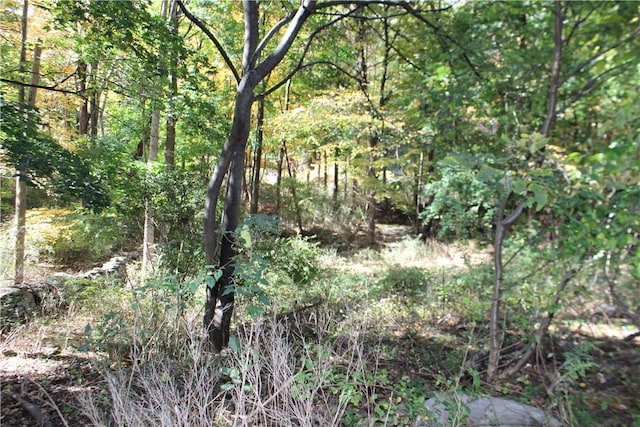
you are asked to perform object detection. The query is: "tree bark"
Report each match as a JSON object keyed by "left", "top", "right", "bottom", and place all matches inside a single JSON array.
[
  {"left": 14, "top": 177, "right": 26, "bottom": 284},
  {"left": 27, "top": 44, "right": 42, "bottom": 106},
  {"left": 165, "top": 0, "right": 179, "bottom": 170},
  {"left": 487, "top": 0, "right": 564, "bottom": 381},
  {"left": 77, "top": 61, "right": 89, "bottom": 135},
  {"left": 249, "top": 94, "right": 265, "bottom": 214},
  {"left": 284, "top": 142, "right": 303, "bottom": 234},
  {"left": 204, "top": 74, "right": 256, "bottom": 351},
  {"left": 14, "top": 1, "right": 32, "bottom": 285},
  {"left": 333, "top": 148, "right": 339, "bottom": 208},
  {"left": 142, "top": 109, "right": 160, "bottom": 275}
]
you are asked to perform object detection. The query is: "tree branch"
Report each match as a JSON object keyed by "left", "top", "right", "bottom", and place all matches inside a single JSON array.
[
  {"left": 398, "top": 3, "right": 482, "bottom": 79},
  {"left": 254, "top": 0, "right": 317, "bottom": 82},
  {"left": 0, "top": 78, "right": 84, "bottom": 98},
  {"left": 556, "top": 61, "right": 632, "bottom": 117},
  {"left": 259, "top": 60, "right": 358, "bottom": 98},
  {"left": 259, "top": 4, "right": 358, "bottom": 97},
  {"left": 316, "top": 0, "right": 451, "bottom": 13},
  {"left": 560, "top": 23, "right": 640, "bottom": 87},
  {"left": 542, "top": 0, "right": 563, "bottom": 137},
  {"left": 252, "top": 10, "right": 296, "bottom": 67},
  {"left": 242, "top": 0, "right": 259, "bottom": 72},
  {"left": 503, "top": 200, "right": 526, "bottom": 227},
  {"left": 564, "top": 2, "right": 603, "bottom": 47},
  {"left": 176, "top": 0, "right": 240, "bottom": 83}
]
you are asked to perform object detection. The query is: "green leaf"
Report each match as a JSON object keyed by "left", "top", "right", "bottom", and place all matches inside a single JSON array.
[
  {"left": 529, "top": 132, "right": 547, "bottom": 153},
  {"left": 204, "top": 275, "right": 216, "bottom": 289},
  {"left": 528, "top": 183, "right": 548, "bottom": 211},
  {"left": 247, "top": 305, "right": 266, "bottom": 317},
  {"left": 258, "top": 294, "right": 271, "bottom": 306},
  {"left": 228, "top": 335, "right": 240, "bottom": 352},
  {"left": 512, "top": 179, "right": 528, "bottom": 195}
]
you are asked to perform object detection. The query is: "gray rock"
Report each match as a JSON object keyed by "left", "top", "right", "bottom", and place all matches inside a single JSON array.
[
  {"left": 422, "top": 393, "right": 562, "bottom": 427},
  {"left": 1, "top": 286, "right": 37, "bottom": 331}
]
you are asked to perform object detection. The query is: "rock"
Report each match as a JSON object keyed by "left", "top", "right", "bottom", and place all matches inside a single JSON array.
[
  {"left": 1, "top": 286, "right": 37, "bottom": 331},
  {"left": 421, "top": 393, "right": 562, "bottom": 427}
]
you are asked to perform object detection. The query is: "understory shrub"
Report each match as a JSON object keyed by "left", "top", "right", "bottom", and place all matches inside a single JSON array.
[
  {"left": 262, "top": 235, "right": 326, "bottom": 307},
  {"left": 420, "top": 163, "right": 495, "bottom": 240},
  {"left": 376, "top": 265, "right": 432, "bottom": 300},
  {"left": 77, "top": 311, "right": 437, "bottom": 427},
  {"left": 22, "top": 208, "right": 125, "bottom": 267}
]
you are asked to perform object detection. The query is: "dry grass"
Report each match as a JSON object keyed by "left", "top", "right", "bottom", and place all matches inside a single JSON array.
[{"left": 74, "top": 309, "right": 388, "bottom": 427}]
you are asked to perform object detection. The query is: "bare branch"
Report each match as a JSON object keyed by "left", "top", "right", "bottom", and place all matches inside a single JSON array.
[
  {"left": 564, "top": 2, "right": 604, "bottom": 47},
  {"left": 556, "top": 61, "right": 632, "bottom": 116},
  {"left": 254, "top": 0, "right": 317, "bottom": 82},
  {"left": 176, "top": 0, "right": 240, "bottom": 83},
  {"left": 398, "top": 3, "right": 482, "bottom": 79},
  {"left": 259, "top": 4, "right": 358, "bottom": 97},
  {"left": 259, "top": 60, "right": 358, "bottom": 98},
  {"left": 316, "top": 0, "right": 451, "bottom": 13},
  {"left": 0, "top": 78, "right": 84, "bottom": 98},
  {"left": 560, "top": 23, "right": 640, "bottom": 87},
  {"left": 252, "top": 11, "right": 296, "bottom": 67}
]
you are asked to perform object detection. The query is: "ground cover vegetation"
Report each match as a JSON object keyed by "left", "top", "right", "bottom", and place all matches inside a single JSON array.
[{"left": 1, "top": 0, "right": 638, "bottom": 425}]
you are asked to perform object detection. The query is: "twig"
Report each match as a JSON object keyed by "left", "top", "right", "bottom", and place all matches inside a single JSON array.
[
  {"left": 12, "top": 392, "right": 52, "bottom": 427},
  {"left": 27, "top": 377, "right": 70, "bottom": 427}
]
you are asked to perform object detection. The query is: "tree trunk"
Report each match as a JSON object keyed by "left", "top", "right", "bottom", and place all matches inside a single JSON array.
[
  {"left": 14, "top": 2, "right": 34, "bottom": 285},
  {"left": 366, "top": 135, "right": 377, "bottom": 246},
  {"left": 165, "top": 0, "right": 179, "bottom": 170},
  {"left": 14, "top": 177, "right": 26, "bottom": 284},
  {"left": 414, "top": 150, "right": 424, "bottom": 234},
  {"left": 249, "top": 94, "right": 265, "bottom": 214},
  {"left": 196, "top": 0, "right": 316, "bottom": 351},
  {"left": 276, "top": 142, "right": 284, "bottom": 215},
  {"left": 142, "top": 109, "right": 160, "bottom": 275},
  {"left": 204, "top": 76, "right": 256, "bottom": 351},
  {"left": 284, "top": 142, "right": 303, "bottom": 234},
  {"left": 323, "top": 150, "right": 328, "bottom": 190},
  {"left": 27, "top": 44, "right": 42, "bottom": 106},
  {"left": 487, "top": 0, "right": 563, "bottom": 381},
  {"left": 487, "top": 199, "right": 507, "bottom": 381},
  {"left": 333, "top": 148, "right": 339, "bottom": 208},
  {"left": 77, "top": 62, "right": 89, "bottom": 135},
  {"left": 17, "top": 0, "right": 28, "bottom": 103},
  {"left": 275, "top": 79, "right": 292, "bottom": 215},
  {"left": 89, "top": 73, "right": 99, "bottom": 138}
]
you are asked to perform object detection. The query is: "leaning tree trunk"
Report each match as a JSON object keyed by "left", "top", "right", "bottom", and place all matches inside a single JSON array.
[
  {"left": 191, "top": 0, "right": 316, "bottom": 351},
  {"left": 203, "top": 76, "right": 256, "bottom": 351}
]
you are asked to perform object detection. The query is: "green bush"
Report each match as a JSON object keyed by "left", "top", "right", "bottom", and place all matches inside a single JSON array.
[
  {"left": 420, "top": 164, "right": 496, "bottom": 240},
  {"left": 261, "top": 235, "right": 325, "bottom": 307},
  {"left": 26, "top": 208, "right": 125, "bottom": 267},
  {"left": 376, "top": 265, "right": 431, "bottom": 299}
]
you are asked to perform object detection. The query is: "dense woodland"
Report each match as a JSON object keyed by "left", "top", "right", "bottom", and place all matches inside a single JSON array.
[{"left": 1, "top": 0, "right": 639, "bottom": 426}]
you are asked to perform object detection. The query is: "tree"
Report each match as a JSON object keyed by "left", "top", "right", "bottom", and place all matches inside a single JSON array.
[
  {"left": 179, "top": 0, "right": 448, "bottom": 351},
  {"left": 178, "top": 0, "right": 318, "bottom": 351},
  {"left": 13, "top": 0, "right": 31, "bottom": 284},
  {"left": 0, "top": 99, "right": 109, "bottom": 210}
]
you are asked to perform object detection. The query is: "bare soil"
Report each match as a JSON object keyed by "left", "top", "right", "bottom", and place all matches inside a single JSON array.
[{"left": 1, "top": 224, "right": 639, "bottom": 426}]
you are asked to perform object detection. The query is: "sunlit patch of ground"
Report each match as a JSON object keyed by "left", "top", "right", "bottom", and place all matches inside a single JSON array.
[
  {"left": 554, "top": 319, "right": 640, "bottom": 342},
  {"left": 327, "top": 224, "right": 492, "bottom": 274}
]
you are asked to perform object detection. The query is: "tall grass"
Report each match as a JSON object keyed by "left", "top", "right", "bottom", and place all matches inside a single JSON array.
[{"left": 77, "top": 308, "right": 385, "bottom": 426}]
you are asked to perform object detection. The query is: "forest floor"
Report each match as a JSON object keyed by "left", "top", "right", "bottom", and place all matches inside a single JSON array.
[{"left": 1, "top": 224, "right": 639, "bottom": 426}]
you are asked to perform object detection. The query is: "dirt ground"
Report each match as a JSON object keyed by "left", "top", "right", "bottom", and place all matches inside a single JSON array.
[{"left": 1, "top": 224, "right": 639, "bottom": 426}]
